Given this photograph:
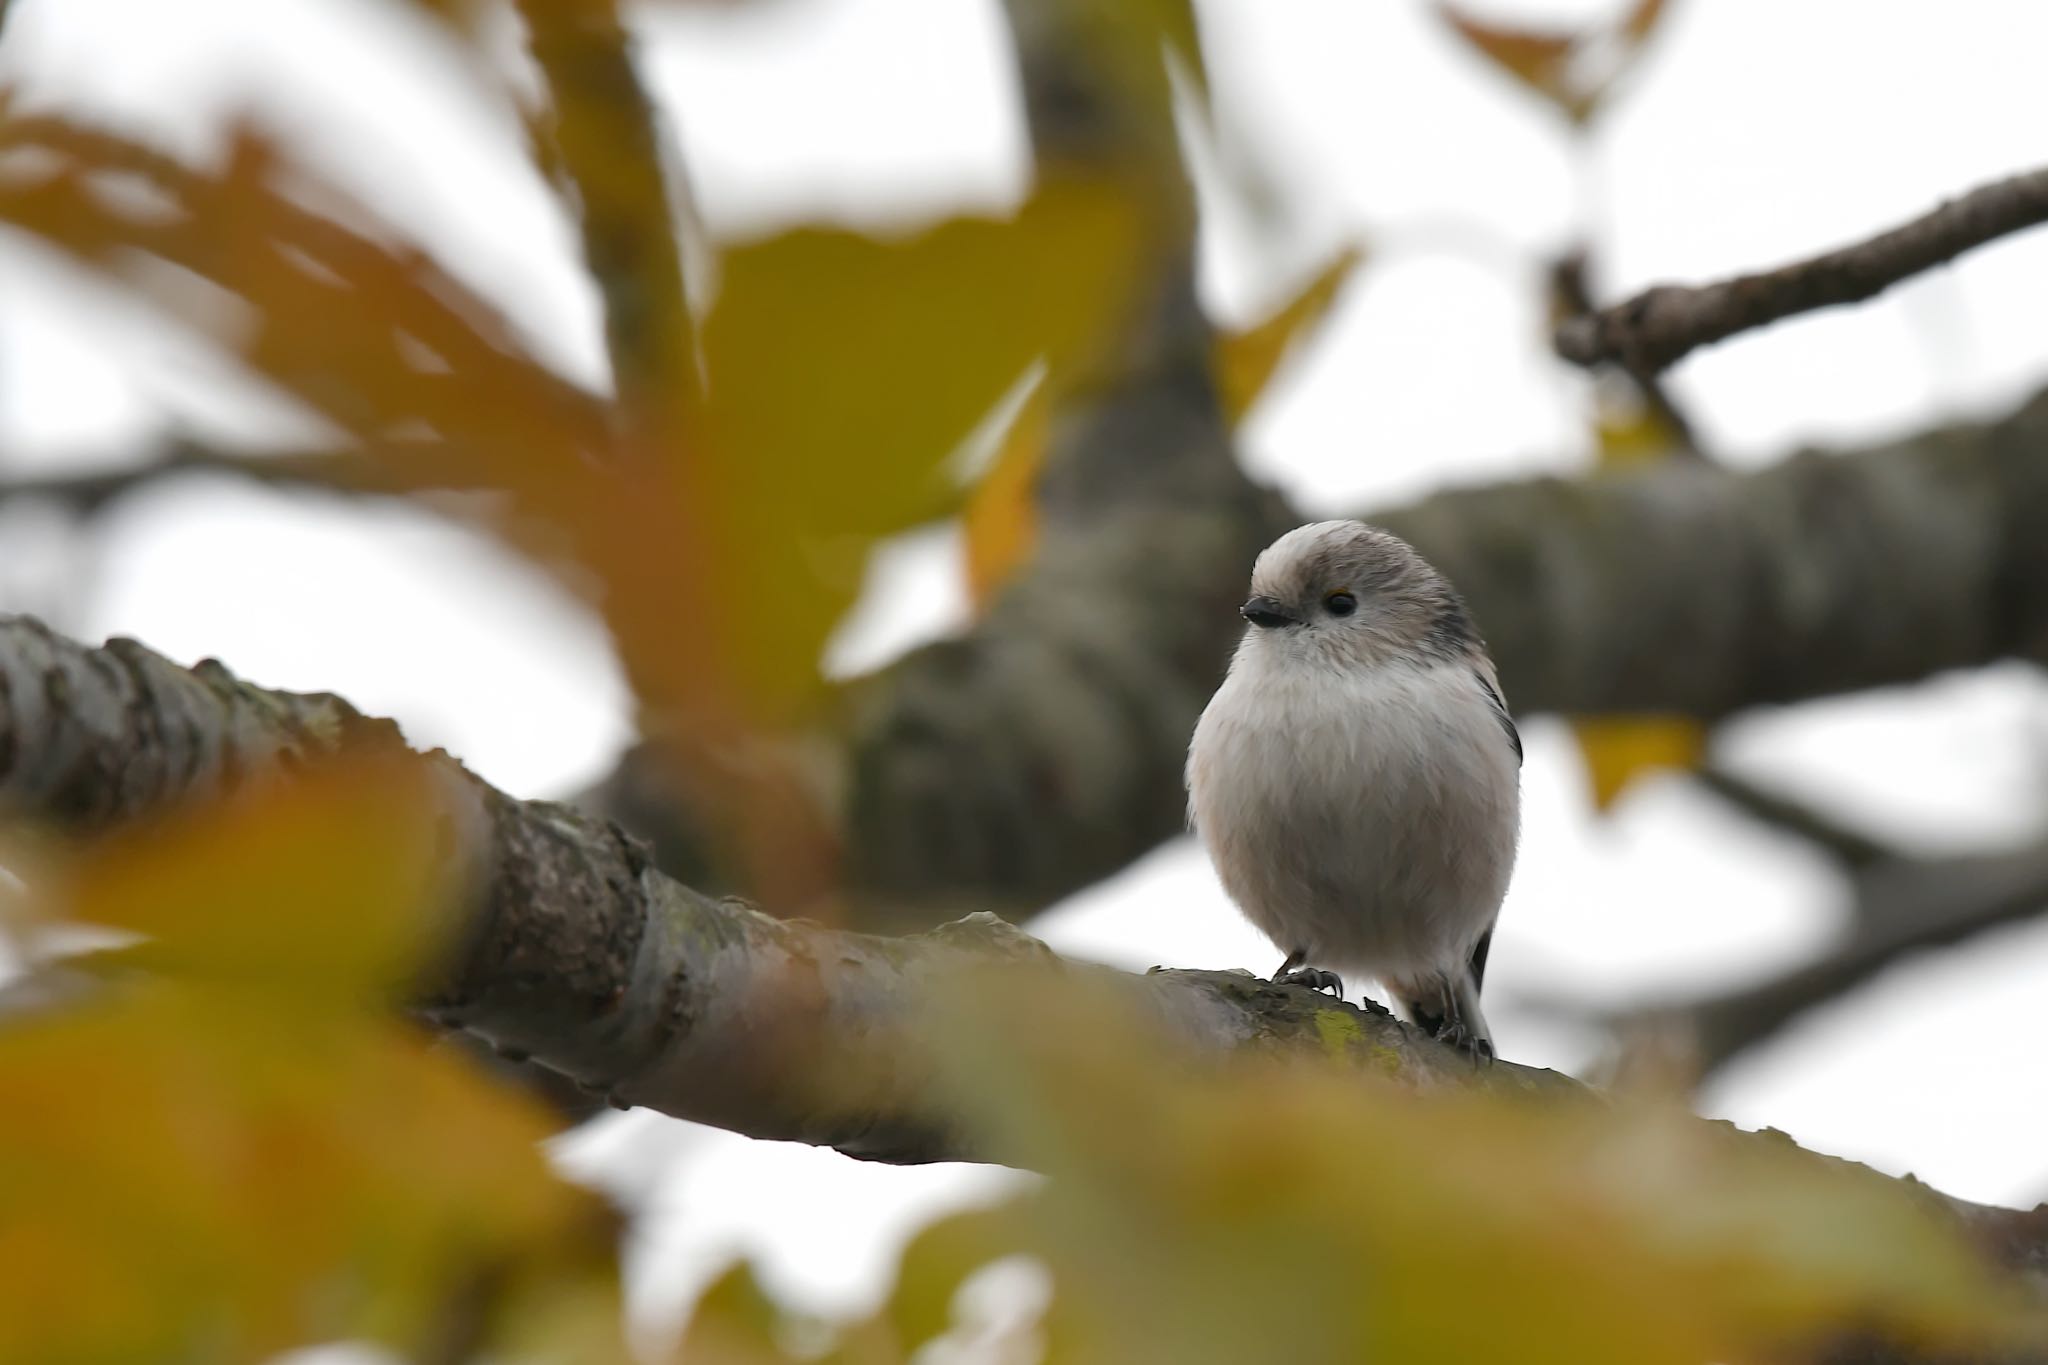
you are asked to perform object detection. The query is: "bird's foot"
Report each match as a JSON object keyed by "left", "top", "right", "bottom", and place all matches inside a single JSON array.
[
  {"left": 1274, "top": 965, "right": 1345, "bottom": 997},
  {"left": 1434, "top": 1020, "right": 1495, "bottom": 1066}
]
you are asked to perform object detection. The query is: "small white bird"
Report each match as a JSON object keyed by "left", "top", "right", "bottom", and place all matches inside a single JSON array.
[{"left": 1186, "top": 520, "right": 1521, "bottom": 1058}]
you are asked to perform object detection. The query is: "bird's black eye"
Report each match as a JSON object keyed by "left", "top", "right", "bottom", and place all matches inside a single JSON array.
[{"left": 1324, "top": 591, "right": 1357, "bottom": 617}]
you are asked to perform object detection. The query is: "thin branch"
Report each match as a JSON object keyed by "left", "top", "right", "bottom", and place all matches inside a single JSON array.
[
  {"left": 0, "top": 440, "right": 429, "bottom": 516},
  {"left": 1615, "top": 841, "right": 2048, "bottom": 1079},
  {"left": 1556, "top": 166, "right": 2048, "bottom": 373},
  {"left": 1694, "top": 763, "right": 1903, "bottom": 873},
  {"left": 514, "top": 3, "right": 699, "bottom": 428},
  {"left": 2, "top": 614, "right": 2045, "bottom": 1325}
]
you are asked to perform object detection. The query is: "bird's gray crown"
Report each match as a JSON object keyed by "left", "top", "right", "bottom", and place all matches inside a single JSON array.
[{"left": 1244, "top": 520, "right": 1477, "bottom": 663}]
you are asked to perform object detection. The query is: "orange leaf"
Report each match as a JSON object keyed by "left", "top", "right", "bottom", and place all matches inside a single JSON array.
[
  {"left": 962, "top": 385, "right": 1052, "bottom": 608},
  {"left": 1438, "top": 7, "right": 1577, "bottom": 106},
  {"left": 1436, "top": 0, "right": 1677, "bottom": 124}
]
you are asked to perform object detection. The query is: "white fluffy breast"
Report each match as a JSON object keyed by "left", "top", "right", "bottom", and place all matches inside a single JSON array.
[{"left": 1186, "top": 651, "right": 1520, "bottom": 980}]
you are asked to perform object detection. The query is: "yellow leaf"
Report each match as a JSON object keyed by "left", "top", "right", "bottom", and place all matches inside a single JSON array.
[
  {"left": 1214, "top": 245, "right": 1365, "bottom": 422},
  {"left": 880, "top": 1204, "right": 1025, "bottom": 1353},
  {"left": 1592, "top": 388, "right": 1685, "bottom": 468},
  {"left": 0, "top": 988, "right": 590, "bottom": 1364},
  {"left": 1572, "top": 713, "right": 1707, "bottom": 810},
  {"left": 672, "top": 1261, "right": 803, "bottom": 1364},
  {"left": 0, "top": 758, "right": 621, "bottom": 1363},
  {"left": 63, "top": 757, "right": 458, "bottom": 1001}
]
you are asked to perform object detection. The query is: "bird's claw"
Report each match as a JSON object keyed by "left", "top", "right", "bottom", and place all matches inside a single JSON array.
[
  {"left": 1434, "top": 1020, "right": 1495, "bottom": 1065},
  {"left": 1275, "top": 966, "right": 1345, "bottom": 997}
]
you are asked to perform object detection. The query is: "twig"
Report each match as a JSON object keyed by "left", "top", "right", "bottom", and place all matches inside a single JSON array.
[
  {"left": 1621, "top": 841, "right": 2048, "bottom": 1079},
  {"left": 514, "top": 4, "right": 699, "bottom": 429},
  {"left": 0, "top": 440, "right": 423, "bottom": 516},
  {"left": 1694, "top": 763, "right": 1902, "bottom": 873},
  {"left": 1556, "top": 166, "right": 2048, "bottom": 373}
]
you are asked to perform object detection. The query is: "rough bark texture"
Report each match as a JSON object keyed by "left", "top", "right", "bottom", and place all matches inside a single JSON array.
[
  {"left": 0, "top": 616, "right": 1567, "bottom": 1162},
  {"left": 3, "top": 615, "right": 2045, "bottom": 1322},
  {"left": 1555, "top": 166, "right": 2048, "bottom": 373}
]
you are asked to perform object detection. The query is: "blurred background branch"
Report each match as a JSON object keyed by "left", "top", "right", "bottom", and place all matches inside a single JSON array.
[
  {"left": 0, "top": 438, "right": 446, "bottom": 514},
  {"left": 1604, "top": 838, "right": 2048, "bottom": 1080},
  {"left": 513, "top": 0, "right": 701, "bottom": 431}
]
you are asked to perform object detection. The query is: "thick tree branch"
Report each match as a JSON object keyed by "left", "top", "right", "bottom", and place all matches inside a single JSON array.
[
  {"left": 0, "top": 614, "right": 1561, "bottom": 1165},
  {"left": 1, "top": 616, "right": 2044, "bottom": 1314},
  {"left": 1555, "top": 166, "right": 2048, "bottom": 373}
]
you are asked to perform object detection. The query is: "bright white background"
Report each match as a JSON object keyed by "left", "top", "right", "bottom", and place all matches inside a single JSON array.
[{"left": 3, "top": 0, "right": 2047, "bottom": 1342}]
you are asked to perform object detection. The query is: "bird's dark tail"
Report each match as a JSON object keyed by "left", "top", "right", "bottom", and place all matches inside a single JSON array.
[{"left": 1396, "top": 941, "right": 1493, "bottom": 1059}]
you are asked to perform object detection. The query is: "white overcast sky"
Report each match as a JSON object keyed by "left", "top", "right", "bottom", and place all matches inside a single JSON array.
[{"left": 4, "top": 0, "right": 2048, "bottom": 1338}]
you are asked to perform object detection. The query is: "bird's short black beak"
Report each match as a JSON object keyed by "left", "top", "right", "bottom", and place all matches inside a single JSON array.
[{"left": 1240, "top": 595, "right": 1302, "bottom": 629}]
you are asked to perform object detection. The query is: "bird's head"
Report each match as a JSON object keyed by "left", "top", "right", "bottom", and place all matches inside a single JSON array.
[{"left": 1238, "top": 519, "right": 1472, "bottom": 670}]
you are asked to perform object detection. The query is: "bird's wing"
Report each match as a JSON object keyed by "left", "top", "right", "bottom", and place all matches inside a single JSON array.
[{"left": 1474, "top": 665, "right": 1522, "bottom": 767}]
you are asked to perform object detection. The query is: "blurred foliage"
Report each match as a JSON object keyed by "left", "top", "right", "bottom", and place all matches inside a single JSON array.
[
  {"left": 0, "top": 760, "right": 626, "bottom": 1364},
  {"left": 1213, "top": 245, "right": 1367, "bottom": 425},
  {"left": 677, "top": 979, "right": 2040, "bottom": 1364},
  {"left": 0, "top": 4, "right": 1149, "bottom": 899},
  {"left": 1572, "top": 713, "right": 1708, "bottom": 810},
  {"left": 1436, "top": 0, "right": 1671, "bottom": 125}
]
